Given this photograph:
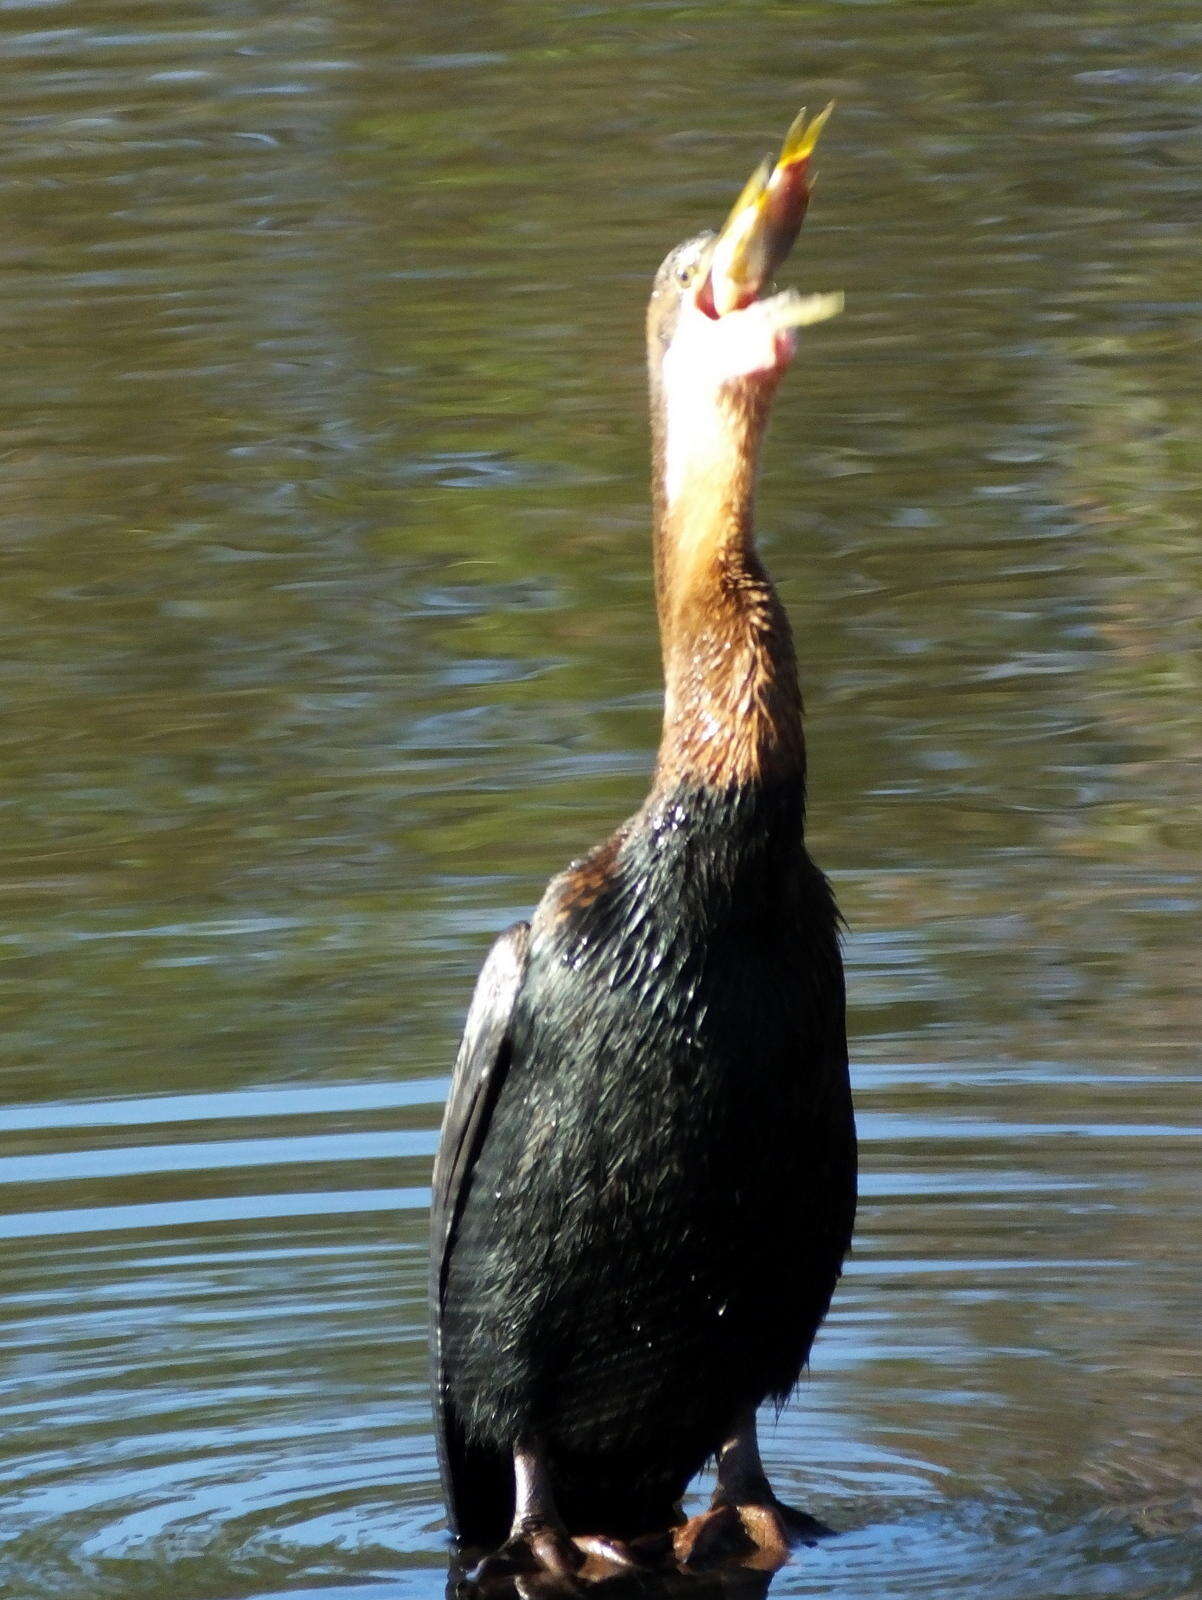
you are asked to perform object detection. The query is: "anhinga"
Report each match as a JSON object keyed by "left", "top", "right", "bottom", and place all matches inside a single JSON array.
[{"left": 431, "top": 104, "right": 856, "bottom": 1583}]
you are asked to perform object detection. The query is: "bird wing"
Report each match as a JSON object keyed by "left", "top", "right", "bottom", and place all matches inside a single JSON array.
[{"left": 429, "top": 919, "right": 530, "bottom": 1539}]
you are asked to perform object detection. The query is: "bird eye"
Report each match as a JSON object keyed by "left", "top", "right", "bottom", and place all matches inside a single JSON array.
[{"left": 676, "top": 264, "right": 694, "bottom": 287}]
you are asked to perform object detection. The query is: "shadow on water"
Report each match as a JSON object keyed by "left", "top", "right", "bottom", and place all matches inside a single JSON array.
[{"left": 1, "top": 1, "right": 1201, "bottom": 1598}]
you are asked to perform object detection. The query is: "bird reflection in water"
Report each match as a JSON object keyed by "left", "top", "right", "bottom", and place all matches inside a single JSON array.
[
  {"left": 432, "top": 101, "right": 854, "bottom": 1590},
  {"left": 449, "top": 1544, "right": 785, "bottom": 1599}
]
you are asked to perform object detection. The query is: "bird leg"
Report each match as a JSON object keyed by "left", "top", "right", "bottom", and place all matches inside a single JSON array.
[
  {"left": 469, "top": 1440, "right": 583, "bottom": 1585},
  {"left": 673, "top": 1409, "right": 833, "bottom": 1571},
  {"left": 470, "top": 1439, "right": 638, "bottom": 1590}
]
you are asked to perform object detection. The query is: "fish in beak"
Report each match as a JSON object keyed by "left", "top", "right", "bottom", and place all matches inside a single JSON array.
[{"left": 706, "top": 102, "right": 836, "bottom": 317}]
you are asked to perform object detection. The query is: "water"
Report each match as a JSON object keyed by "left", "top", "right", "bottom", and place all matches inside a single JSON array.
[{"left": 1, "top": 2, "right": 1200, "bottom": 1596}]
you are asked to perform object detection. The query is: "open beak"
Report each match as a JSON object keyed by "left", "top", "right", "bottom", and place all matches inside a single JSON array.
[{"left": 705, "top": 102, "right": 834, "bottom": 317}]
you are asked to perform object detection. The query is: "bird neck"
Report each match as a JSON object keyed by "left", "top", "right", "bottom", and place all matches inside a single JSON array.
[{"left": 648, "top": 378, "right": 805, "bottom": 797}]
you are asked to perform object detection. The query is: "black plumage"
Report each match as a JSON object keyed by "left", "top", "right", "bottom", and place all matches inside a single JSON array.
[{"left": 434, "top": 780, "right": 853, "bottom": 1546}]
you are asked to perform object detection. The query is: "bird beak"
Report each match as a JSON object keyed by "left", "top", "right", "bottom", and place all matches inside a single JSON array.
[{"left": 706, "top": 102, "right": 834, "bottom": 317}]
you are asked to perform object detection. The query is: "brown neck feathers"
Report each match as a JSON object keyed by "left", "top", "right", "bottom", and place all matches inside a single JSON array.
[{"left": 649, "top": 375, "right": 805, "bottom": 795}]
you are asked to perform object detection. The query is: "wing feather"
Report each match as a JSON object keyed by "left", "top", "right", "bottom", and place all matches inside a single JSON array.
[{"left": 429, "top": 920, "right": 530, "bottom": 1540}]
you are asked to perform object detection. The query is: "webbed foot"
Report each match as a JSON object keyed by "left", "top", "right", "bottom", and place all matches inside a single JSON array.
[
  {"left": 673, "top": 1494, "right": 832, "bottom": 1571},
  {"left": 471, "top": 1518, "right": 584, "bottom": 1586},
  {"left": 468, "top": 1522, "right": 640, "bottom": 1593},
  {"left": 672, "top": 1405, "right": 835, "bottom": 1573}
]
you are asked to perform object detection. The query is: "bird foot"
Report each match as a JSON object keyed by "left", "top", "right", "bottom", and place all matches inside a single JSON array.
[
  {"left": 468, "top": 1520, "right": 639, "bottom": 1593},
  {"left": 470, "top": 1519, "right": 582, "bottom": 1586},
  {"left": 673, "top": 1496, "right": 833, "bottom": 1572}
]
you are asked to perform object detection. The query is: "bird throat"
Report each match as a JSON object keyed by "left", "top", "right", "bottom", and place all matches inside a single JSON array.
[{"left": 650, "top": 373, "right": 805, "bottom": 796}]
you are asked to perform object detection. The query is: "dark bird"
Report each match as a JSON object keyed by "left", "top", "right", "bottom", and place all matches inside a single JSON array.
[{"left": 431, "top": 104, "right": 856, "bottom": 1585}]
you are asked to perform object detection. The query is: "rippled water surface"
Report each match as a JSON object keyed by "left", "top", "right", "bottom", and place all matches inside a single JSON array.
[{"left": 2, "top": 3, "right": 1201, "bottom": 1597}]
